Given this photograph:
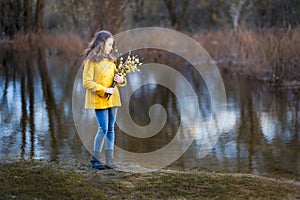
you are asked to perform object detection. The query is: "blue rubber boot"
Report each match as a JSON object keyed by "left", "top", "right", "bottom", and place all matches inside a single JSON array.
[{"left": 90, "top": 153, "right": 105, "bottom": 170}]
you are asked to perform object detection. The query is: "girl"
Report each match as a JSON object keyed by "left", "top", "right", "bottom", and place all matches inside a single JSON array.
[{"left": 82, "top": 30, "right": 125, "bottom": 169}]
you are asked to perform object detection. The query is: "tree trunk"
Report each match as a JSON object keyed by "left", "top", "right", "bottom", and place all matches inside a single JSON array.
[
  {"left": 35, "top": 0, "right": 45, "bottom": 32},
  {"left": 163, "top": 0, "right": 190, "bottom": 30},
  {"left": 163, "top": 0, "right": 178, "bottom": 28},
  {"left": 22, "top": 0, "right": 33, "bottom": 32}
]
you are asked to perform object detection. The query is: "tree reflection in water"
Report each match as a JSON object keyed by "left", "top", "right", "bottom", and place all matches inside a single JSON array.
[{"left": 0, "top": 46, "right": 85, "bottom": 162}]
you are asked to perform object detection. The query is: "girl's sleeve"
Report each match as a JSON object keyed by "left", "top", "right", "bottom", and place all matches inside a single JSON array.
[{"left": 82, "top": 61, "right": 106, "bottom": 96}]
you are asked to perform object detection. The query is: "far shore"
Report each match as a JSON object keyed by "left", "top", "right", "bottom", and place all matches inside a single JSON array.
[{"left": 1, "top": 27, "right": 299, "bottom": 88}]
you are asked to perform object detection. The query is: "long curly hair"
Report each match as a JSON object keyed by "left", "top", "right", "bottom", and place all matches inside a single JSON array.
[{"left": 83, "top": 30, "right": 116, "bottom": 62}]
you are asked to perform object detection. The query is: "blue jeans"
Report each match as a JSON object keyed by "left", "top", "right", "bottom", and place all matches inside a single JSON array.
[{"left": 94, "top": 107, "right": 117, "bottom": 152}]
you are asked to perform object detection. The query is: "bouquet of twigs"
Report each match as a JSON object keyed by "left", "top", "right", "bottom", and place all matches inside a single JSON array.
[{"left": 106, "top": 53, "right": 143, "bottom": 100}]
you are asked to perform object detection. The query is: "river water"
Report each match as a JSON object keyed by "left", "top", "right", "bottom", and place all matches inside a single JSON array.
[{"left": 0, "top": 47, "right": 299, "bottom": 179}]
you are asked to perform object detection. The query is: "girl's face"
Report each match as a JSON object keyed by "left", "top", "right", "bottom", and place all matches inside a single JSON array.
[{"left": 103, "top": 37, "right": 114, "bottom": 54}]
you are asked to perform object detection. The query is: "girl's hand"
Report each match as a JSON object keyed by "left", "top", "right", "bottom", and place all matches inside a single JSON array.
[
  {"left": 114, "top": 74, "right": 124, "bottom": 84},
  {"left": 105, "top": 88, "right": 114, "bottom": 95}
]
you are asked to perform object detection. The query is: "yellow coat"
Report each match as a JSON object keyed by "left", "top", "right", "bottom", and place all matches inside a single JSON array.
[{"left": 83, "top": 58, "right": 124, "bottom": 109}]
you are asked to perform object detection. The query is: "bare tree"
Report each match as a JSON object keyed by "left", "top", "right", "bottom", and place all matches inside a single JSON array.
[
  {"left": 22, "top": 0, "right": 33, "bottom": 32},
  {"left": 163, "top": 0, "right": 190, "bottom": 30},
  {"left": 35, "top": 0, "right": 45, "bottom": 32},
  {"left": 91, "top": 0, "right": 130, "bottom": 34},
  {"left": 227, "top": 0, "right": 248, "bottom": 32},
  {"left": 48, "top": 0, "right": 130, "bottom": 35},
  {"left": 0, "top": 0, "right": 45, "bottom": 37}
]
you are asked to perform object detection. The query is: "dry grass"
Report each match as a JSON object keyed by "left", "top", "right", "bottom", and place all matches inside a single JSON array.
[
  {"left": 11, "top": 31, "right": 85, "bottom": 58},
  {"left": 194, "top": 27, "right": 300, "bottom": 82}
]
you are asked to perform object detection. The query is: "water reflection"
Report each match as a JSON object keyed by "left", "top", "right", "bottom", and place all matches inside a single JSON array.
[
  {"left": 0, "top": 47, "right": 299, "bottom": 179},
  {"left": 0, "top": 46, "right": 88, "bottom": 162},
  {"left": 179, "top": 75, "right": 300, "bottom": 179}
]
